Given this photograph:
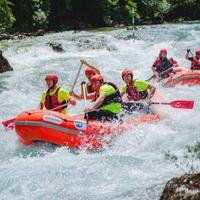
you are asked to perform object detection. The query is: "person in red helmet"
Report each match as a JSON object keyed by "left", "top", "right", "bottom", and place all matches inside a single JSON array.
[
  {"left": 152, "top": 48, "right": 178, "bottom": 79},
  {"left": 186, "top": 49, "right": 200, "bottom": 70},
  {"left": 121, "top": 68, "right": 156, "bottom": 113},
  {"left": 84, "top": 74, "right": 122, "bottom": 121},
  {"left": 70, "top": 59, "right": 101, "bottom": 100},
  {"left": 39, "top": 73, "right": 76, "bottom": 114}
]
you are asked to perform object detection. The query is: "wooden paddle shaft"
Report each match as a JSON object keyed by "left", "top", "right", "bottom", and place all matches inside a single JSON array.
[{"left": 71, "top": 64, "right": 83, "bottom": 92}]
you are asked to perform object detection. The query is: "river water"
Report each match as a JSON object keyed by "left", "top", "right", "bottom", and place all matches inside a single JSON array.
[{"left": 0, "top": 23, "right": 200, "bottom": 200}]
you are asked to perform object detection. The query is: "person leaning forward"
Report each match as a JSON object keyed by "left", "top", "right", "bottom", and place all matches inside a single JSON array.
[{"left": 84, "top": 74, "right": 122, "bottom": 122}]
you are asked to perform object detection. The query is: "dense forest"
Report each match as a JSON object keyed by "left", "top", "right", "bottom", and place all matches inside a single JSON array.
[{"left": 0, "top": 0, "right": 200, "bottom": 33}]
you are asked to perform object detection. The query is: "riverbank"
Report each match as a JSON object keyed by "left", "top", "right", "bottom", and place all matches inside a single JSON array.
[{"left": 1, "top": 20, "right": 200, "bottom": 42}]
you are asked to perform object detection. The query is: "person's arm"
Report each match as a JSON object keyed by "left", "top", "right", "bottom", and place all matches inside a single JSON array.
[
  {"left": 81, "top": 82, "right": 96, "bottom": 100},
  {"left": 38, "top": 102, "right": 43, "bottom": 110},
  {"left": 80, "top": 59, "right": 101, "bottom": 74},
  {"left": 60, "top": 88, "right": 76, "bottom": 106},
  {"left": 85, "top": 92, "right": 96, "bottom": 100},
  {"left": 120, "top": 91, "right": 126, "bottom": 96},
  {"left": 38, "top": 92, "right": 46, "bottom": 109},
  {"left": 147, "top": 84, "right": 156, "bottom": 99},
  {"left": 120, "top": 85, "right": 127, "bottom": 97},
  {"left": 151, "top": 58, "right": 160, "bottom": 77},
  {"left": 67, "top": 97, "right": 76, "bottom": 106},
  {"left": 170, "top": 58, "right": 179, "bottom": 67},
  {"left": 151, "top": 65, "right": 159, "bottom": 77},
  {"left": 70, "top": 91, "right": 82, "bottom": 100},
  {"left": 135, "top": 79, "right": 155, "bottom": 98},
  {"left": 84, "top": 94, "right": 106, "bottom": 112}
]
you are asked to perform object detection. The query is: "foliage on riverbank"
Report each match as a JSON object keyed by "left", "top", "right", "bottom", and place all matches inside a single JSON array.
[{"left": 0, "top": 0, "right": 200, "bottom": 33}]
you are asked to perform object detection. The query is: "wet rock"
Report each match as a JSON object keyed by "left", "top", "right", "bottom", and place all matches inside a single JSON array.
[
  {"left": 126, "top": 26, "right": 133, "bottom": 30},
  {"left": 0, "top": 33, "right": 14, "bottom": 40},
  {"left": 0, "top": 29, "right": 45, "bottom": 41},
  {"left": 0, "top": 50, "right": 13, "bottom": 73},
  {"left": 160, "top": 173, "right": 200, "bottom": 200},
  {"left": 114, "top": 24, "right": 126, "bottom": 28},
  {"left": 34, "top": 29, "right": 45, "bottom": 36},
  {"left": 48, "top": 42, "right": 65, "bottom": 52},
  {"left": 73, "top": 36, "right": 117, "bottom": 51}
]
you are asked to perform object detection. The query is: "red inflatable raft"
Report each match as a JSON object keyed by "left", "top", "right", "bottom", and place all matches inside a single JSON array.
[
  {"left": 163, "top": 68, "right": 200, "bottom": 87},
  {"left": 15, "top": 110, "right": 159, "bottom": 149}
]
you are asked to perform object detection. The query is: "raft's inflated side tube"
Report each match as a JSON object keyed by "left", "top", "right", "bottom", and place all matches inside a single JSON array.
[
  {"left": 15, "top": 110, "right": 159, "bottom": 149},
  {"left": 164, "top": 69, "right": 200, "bottom": 87},
  {"left": 15, "top": 110, "right": 103, "bottom": 149}
]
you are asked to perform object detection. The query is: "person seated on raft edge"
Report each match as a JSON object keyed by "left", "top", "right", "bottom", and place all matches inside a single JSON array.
[
  {"left": 38, "top": 73, "right": 76, "bottom": 114},
  {"left": 186, "top": 49, "right": 200, "bottom": 70},
  {"left": 151, "top": 48, "right": 179, "bottom": 79},
  {"left": 84, "top": 74, "right": 122, "bottom": 122},
  {"left": 70, "top": 59, "right": 101, "bottom": 100},
  {"left": 120, "top": 68, "right": 156, "bottom": 114}
]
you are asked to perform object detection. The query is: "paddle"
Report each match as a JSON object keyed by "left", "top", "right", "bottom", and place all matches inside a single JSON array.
[
  {"left": 3, "top": 63, "right": 83, "bottom": 129},
  {"left": 187, "top": 49, "right": 194, "bottom": 57},
  {"left": 2, "top": 117, "right": 16, "bottom": 129},
  {"left": 2, "top": 102, "right": 69, "bottom": 129},
  {"left": 146, "top": 66, "right": 174, "bottom": 82},
  {"left": 150, "top": 100, "right": 194, "bottom": 109},
  {"left": 71, "top": 63, "right": 83, "bottom": 92},
  {"left": 82, "top": 83, "right": 89, "bottom": 124},
  {"left": 146, "top": 75, "right": 155, "bottom": 82}
]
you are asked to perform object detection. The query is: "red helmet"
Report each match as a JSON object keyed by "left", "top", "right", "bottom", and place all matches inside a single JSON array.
[
  {"left": 196, "top": 49, "right": 200, "bottom": 55},
  {"left": 85, "top": 67, "right": 96, "bottom": 76},
  {"left": 45, "top": 73, "right": 58, "bottom": 84},
  {"left": 121, "top": 68, "right": 133, "bottom": 79},
  {"left": 159, "top": 48, "right": 167, "bottom": 56},
  {"left": 91, "top": 74, "right": 104, "bottom": 83}
]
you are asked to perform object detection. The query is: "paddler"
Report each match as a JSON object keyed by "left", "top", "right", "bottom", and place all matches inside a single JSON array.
[
  {"left": 39, "top": 73, "right": 76, "bottom": 114},
  {"left": 120, "top": 68, "right": 156, "bottom": 113},
  {"left": 151, "top": 48, "right": 179, "bottom": 79},
  {"left": 70, "top": 59, "right": 101, "bottom": 100},
  {"left": 84, "top": 74, "right": 122, "bottom": 122},
  {"left": 186, "top": 49, "right": 200, "bottom": 70}
]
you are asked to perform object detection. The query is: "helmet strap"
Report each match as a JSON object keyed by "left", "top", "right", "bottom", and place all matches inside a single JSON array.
[{"left": 49, "top": 82, "right": 56, "bottom": 90}]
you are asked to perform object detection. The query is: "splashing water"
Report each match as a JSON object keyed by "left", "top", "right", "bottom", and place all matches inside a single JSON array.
[{"left": 0, "top": 23, "right": 200, "bottom": 199}]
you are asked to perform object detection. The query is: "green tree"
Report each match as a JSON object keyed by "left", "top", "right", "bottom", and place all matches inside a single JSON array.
[
  {"left": 167, "top": 0, "right": 200, "bottom": 21},
  {"left": 48, "top": 0, "right": 72, "bottom": 30},
  {"left": 10, "top": 0, "right": 34, "bottom": 31},
  {"left": 97, "top": 0, "right": 134, "bottom": 26},
  {"left": 71, "top": 0, "right": 104, "bottom": 27},
  {"left": 136, "top": 0, "right": 171, "bottom": 23},
  {"left": 71, "top": 0, "right": 135, "bottom": 27},
  {"left": 32, "top": 0, "right": 49, "bottom": 29},
  {"left": 0, "top": 0, "right": 15, "bottom": 33}
]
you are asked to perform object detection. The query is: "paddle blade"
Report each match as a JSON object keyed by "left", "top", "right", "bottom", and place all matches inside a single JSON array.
[
  {"left": 170, "top": 100, "right": 194, "bottom": 109},
  {"left": 2, "top": 118, "right": 15, "bottom": 129}
]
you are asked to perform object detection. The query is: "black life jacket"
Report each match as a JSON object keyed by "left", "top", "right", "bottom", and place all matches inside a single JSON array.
[
  {"left": 155, "top": 57, "right": 173, "bottom": 78},
  {"left": 95, "top": 82, "right": 122, "bottom": 108}
]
